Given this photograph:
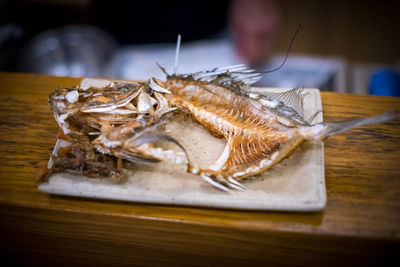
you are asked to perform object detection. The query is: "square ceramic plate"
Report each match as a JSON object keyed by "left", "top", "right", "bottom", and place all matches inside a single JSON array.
[{"left": 38, "top": 79, "right": 326, "bottom": 211}]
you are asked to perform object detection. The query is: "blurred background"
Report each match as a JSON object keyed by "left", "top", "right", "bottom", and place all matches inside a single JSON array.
[{"left": 0, "top": 0, "right": 399, "bottom": 95}]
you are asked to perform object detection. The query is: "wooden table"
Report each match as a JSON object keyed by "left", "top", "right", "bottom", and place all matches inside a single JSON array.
[{"left": 0, "top": 72, "right": 399, "bottom": 266}]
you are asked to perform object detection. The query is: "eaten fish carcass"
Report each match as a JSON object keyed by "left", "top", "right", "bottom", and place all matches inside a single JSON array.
[
  {"left": 39, "top": 80, "right": 188, "bottom": 183},
  {"left": 149, "top": 64, "right": 400, "bottom": 191},
  {"left": 40, "top": 64, "right": 399, "bottom": 192}
]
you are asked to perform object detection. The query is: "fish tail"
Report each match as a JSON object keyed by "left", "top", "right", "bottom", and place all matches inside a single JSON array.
[{"left": 324, "top": 110, "right": 399, "bottom": 137}]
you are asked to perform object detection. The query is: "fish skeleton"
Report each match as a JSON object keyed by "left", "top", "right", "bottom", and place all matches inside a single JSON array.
[
  {"left": 149, "top": 65, "right": 399, "bottom": 191},
  {"left": 40, "top": 63, "right": 399, "bottom": 192},
  {"left": 40, "top": 37, "right": 399, "bottom": 191}
]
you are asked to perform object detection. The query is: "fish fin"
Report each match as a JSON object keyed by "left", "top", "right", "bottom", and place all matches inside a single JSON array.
[
  {"left": 192, "top": 64, "right": 262, "bottom": 86},
  {"left": 129, "top": 132, "right": 191, "bottom": 167},
  {"left": 256, "top": 88, "right": 306, "bottom": 118},
  {"left": 324, "top": 110, "right": 400, "bottom": 137},
  {"left": 200, "top": 173, "right": 246, "bottom": 192},
  {"left": 200, "top": 173, "right": 232, "bottom": 192},
  {"left": 118, "top": 133, "right": 190, "bottom": 165},
  {"left": 307, "top": 110, "right": 322, "bottom": 124}
]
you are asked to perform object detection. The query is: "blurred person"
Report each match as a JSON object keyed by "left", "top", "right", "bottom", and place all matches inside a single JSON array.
[
  {"left": 229, "top": 0, "right": 281, "bottom": 65},
  {"left": 92, "top": 0, "right": 281, "bottom": 65}
]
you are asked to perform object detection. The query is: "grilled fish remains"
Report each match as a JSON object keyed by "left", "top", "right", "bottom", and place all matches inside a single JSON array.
[{"left": 37, "top": 63, "right": 399, "bottom": 192}]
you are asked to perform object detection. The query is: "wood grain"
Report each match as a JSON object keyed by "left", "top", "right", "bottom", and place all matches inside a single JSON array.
[{"left": 0, "top": 72, "right": 399, "bottom": 266}]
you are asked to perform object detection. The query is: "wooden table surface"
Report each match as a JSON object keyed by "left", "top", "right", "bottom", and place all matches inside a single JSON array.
[{"left": 0, "top": 72, "right": 399, "bottom": 266}]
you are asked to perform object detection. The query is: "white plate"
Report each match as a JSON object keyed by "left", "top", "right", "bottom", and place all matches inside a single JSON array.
[{"left": 39, "top": 79, "right": 326, "bottom": 211}]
